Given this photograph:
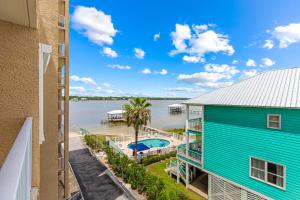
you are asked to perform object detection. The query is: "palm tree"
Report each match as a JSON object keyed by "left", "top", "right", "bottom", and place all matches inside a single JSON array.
[{"left": 124, "top": 97, "right": 151, "bottom": 160}]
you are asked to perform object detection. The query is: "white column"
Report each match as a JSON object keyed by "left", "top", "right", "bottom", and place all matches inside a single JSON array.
[
  {"left": 176, "top": 160, "right": 180, "bottom": 183},
  {"left": 169, "top": 162, "right": 172, "bottom": 177},
  {"left": 185, "top": 104, "right": 190, "bottom": 132},
  {"left": 185, "top": 162, "right": 189, "bottom": 188},
  {"left": 201, "top": 105, "right": 205, "bottom": 165},
  {"left": 186, "top": 131, "right": 189, "bottom": 158},
  {"left": 185, "top": 104, "right": 190, "bottom": 158}
]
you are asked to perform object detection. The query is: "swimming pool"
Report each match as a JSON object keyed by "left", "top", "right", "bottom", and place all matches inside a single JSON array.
[{"left": 127, "top": 138, "right": 170, "bottom": 151}]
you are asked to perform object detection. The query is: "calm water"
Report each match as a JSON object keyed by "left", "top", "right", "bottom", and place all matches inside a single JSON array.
[{"left": 70, "top": 100, "right": 189, "bottom": 135}]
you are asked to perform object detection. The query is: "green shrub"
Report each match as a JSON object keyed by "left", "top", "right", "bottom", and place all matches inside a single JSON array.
[{"left": 142, "top": 151, "right": 177, "bottom": 166}]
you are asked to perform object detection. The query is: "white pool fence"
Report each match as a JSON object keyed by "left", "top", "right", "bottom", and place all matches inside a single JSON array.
[{"left": 106, "top": 126, "right": 185, "bottom": 159}]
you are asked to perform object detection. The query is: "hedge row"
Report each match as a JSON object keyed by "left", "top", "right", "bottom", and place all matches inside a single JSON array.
[
  {"left": 142, "top": 151, "right": 177, "bottom": 166},
  {"left": 84, "top": 134, "right": 188, "bottom": 200}
]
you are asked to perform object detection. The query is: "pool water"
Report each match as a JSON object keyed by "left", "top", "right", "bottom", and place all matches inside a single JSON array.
[{"left": 128, "top": 138, "right": 170, "bottom": 151}]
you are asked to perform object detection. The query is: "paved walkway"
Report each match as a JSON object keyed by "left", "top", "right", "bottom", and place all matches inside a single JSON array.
[{"left": 69, "top": 132, "right": 133, "bottom": 200}]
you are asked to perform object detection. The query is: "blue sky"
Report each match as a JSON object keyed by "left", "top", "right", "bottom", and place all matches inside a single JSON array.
[{"left": 70, "top": 0, "right": 300, "bottom": 97}]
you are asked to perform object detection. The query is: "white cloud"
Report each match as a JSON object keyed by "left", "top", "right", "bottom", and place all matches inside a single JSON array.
[
  {"left": 263, "top": 40, "right": 274, "bottom": 49},
  {"left": 134, "top": 48, "right": 145, "bottom": 59},
  {"left": 70, "top": 75, "right": 97, "bottom": 85},
  {"left": 170, "top": 24, "right": 234, "bottom": 62},
  {"left": 103, "top": 47, "right": 118, "bottom": 58},
  {"left": 170, "top": 24, "right": 191, "bottom": 54},
  {"left": 177, "top": 62, "right": 239, "bottom": 90},
  {"left": 192, "top": 24, "right": 208, "bottom": 32},
  {"left": 178, "top": 72, "right": 226, "bottom": 83},
  {"left": 232, "top": 60, "right": 238, "bottom": 64},
  {"left": 155, "top": 69, "right": 168, "bottom": 75},
  {"left": 108, "top": 64, "right": 131, "bottom": 70},
  {"left": 195, "top": 81, "right": 233, "bottom": 89},
  {"left": 246, "top": 59, "right": 256, "bottom": 67},
  {"left": 96, "top": 88, "right": 114, "bottom": 94},
  {"left": 272, "top": 23, "right": 300, "bottom": 48},
  {"left": 140, "top": 68, "right": 151, "bottom": 74},
  {"left": 204, "top": 64, "right": 239, "bottom": 78},
  {"left": 164, "top": 87, "right": 206, "bottom": 93},
  {"left": 153, "top": 32, "right": 160, "bottom": 41},
  {"left": 70, "top": 86, "right": 118, "bottom": 96},
  {"left": 70, "top": 83, "right": 132, "bottom": 96},
  {"left": 189, "top": 30, "right": 234, "bottom": 55},
  {"left": 71, "top": 6, "right": 117, "bottom": 46},
  {"left": 102, "top": 83, "right": 111, "bottom": 87},
  {"left": 70, "top": 86, "right": 86, "bottom": 95},
  {"left": 240, "top": 69, "right": 258, "bottom": 79},
  {"left": 182, "top": 55, "right": 204, "bottom": 63},
  {"left": 164, "top": 87, "right": 194, "bottom": 92},
  {"left": 261, "top": 58, "right": 275, "bottom": 67}
]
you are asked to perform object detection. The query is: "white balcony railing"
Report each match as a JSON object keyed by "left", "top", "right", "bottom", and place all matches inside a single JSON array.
[
  {"left": 188, "top": 118, "right": 202, "bottom": 132},
  {"left": 177, "top": 142, "right": 202, "bottom": 164},
  {"left": 0, "top": 117, "right": 32, "bottom": 200}
]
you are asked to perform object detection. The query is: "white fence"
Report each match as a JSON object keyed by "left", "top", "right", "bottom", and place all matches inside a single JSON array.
[
  {"left": 106, "top": 136, "right": 125, "bottom": 154},
  {"left": 106, "top": 130, "right": 178, "bottom": 160},
  {"left": 137, "top": 145, "right": 177, "bottom": 159},
  {"left": 142, "top": 126, "right": 185, "bottom": 141},
  {"left": 0, "top": 117, "right": 32, "bottom": 200}
]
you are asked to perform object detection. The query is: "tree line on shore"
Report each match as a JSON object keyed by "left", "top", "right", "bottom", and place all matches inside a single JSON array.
[{"left": 70, "top": 96, "right": 189, "bottom": 101}]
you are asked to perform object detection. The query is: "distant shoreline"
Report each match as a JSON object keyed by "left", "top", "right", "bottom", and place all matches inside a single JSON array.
[{"left": 70, "top": 96, "right": 190, "bottom": 101}]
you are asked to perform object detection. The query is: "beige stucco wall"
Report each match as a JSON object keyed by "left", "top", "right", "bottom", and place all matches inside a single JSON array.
[
  {"left": 0, "top": 20, "right": 40, "bottom": 187},
  {"left": 0, "top": 0, "right": 66, "bottom": 199},
  {"left": 38, "top": 0, "right": 60, "bottom": 199}
]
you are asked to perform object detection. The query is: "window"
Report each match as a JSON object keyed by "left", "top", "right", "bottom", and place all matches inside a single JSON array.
[
  {"left": 250, "top": 157, "right": 285, "bottom": 189},
  {"left": 267, "top": 114, "right": 281, "bottom": 130}
]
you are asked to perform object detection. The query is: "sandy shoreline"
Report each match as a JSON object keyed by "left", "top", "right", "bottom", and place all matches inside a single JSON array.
[{"left": 70, "top": 127, "right": 135, "bottom": 137}]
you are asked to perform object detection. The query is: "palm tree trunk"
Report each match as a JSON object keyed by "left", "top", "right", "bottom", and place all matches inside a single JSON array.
[{"left": 134, "top": 127, "right": 139, "bottom": 160}]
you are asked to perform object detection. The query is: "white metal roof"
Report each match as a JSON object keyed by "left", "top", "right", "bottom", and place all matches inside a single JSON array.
[
  {"left": 168, "top": 104, "right": 184, "bottom": 108},
  {"left": 185, "top": 68, "right": 300, "bottom": 108},
  {"left": 107, "top": 110, "right": 125, "bottom": 115}
]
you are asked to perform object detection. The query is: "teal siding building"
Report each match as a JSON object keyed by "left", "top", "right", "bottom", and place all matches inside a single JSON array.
[
  {"left": 204, "top": 106, "right": 300, "bottom": 199},
  {"left": 173, "top": 68, "right": 300, "bottom": 200}
]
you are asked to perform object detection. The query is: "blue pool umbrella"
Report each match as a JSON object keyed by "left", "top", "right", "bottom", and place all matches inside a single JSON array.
[{"left": 128, "top": 143, "right": 150, "bottom": 151}]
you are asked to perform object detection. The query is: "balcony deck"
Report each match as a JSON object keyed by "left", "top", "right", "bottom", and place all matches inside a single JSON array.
[
  {"left": 188, "top": 118, "right": 202, "bottom": 134},
  {"left": 177, "top": 142, "right": 202, "bottom": 168}
]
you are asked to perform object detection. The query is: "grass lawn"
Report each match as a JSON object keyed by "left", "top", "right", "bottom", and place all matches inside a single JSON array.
[
  {"left": 146, "top": 159, "right": 206, "bottom": 200},
  {"left": 164, "top": 128, "right": 185, "bottom": 135}
]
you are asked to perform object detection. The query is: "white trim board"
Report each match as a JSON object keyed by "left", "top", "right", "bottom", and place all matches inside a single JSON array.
[
  {"left": 267, "top": 114, "right": 282, "bottom": 130},
  {"left": 38, "top": 43, "right": 52, "bottom": 144}
]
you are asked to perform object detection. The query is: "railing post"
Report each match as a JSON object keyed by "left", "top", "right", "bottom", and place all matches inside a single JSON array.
[
  {"left": 176, "top": 160, "right": 180, "bottom": 183},
  {"left": 185, "top": 162, "right": 189, "bottom": 188},
  {"left": 0, "top": 117, "right": 32, "bottom": 200},
  {"left": 185, "top": 104, "right": 189, "bottom": 158}
]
